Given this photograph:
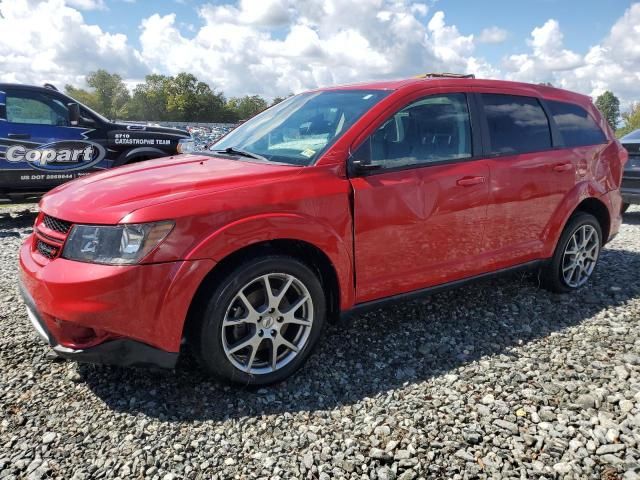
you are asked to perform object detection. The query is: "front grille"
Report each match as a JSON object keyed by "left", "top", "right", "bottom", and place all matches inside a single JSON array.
[
  {"left": 42, "top": 214, "right": 72, "bottom": 234},
  {"left": 36, "top": 239, "right": 59, "bottom": 259},
  {"left": 622, "top": 143, "right": 640, "bottom": 155}
]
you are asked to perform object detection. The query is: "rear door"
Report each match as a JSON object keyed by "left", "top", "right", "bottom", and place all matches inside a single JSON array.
[
  {"left": 476, "top": 91, "right": 575, "bottom": 268},
  {"left": 350, "top": 91, "right": 490, "bottom": 303}
]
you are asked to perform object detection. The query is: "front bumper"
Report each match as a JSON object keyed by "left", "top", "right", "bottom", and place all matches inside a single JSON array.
[
  {"left": 20, "top": 281, "right": 178, "bottom": 369},
  {"left": 19, "top": 236, "right": 215, "bottom": 368}
]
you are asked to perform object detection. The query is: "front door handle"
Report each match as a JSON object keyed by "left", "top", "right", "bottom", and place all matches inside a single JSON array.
[
  {"left": 456, "top": 176, "right": 486, "bottom": 186},
  {"left": 552, "top": 162, "right": 573, "bottom": 172},
  {"left": 7, "top": 133, "right": 31, "bottom": 139}
]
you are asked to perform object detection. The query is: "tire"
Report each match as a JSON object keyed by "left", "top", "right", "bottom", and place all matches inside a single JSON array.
[
  {"left": 189, "top": 255, "right": 326, "bottom": 385},
  {"left": 621, "top": 203, "right": 631, "bottom": 215},
  {"left": 541, "top": 212, "right": 602, "bottom": 293}
]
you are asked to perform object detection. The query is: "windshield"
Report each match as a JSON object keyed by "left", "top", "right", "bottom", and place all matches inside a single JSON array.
[
  {"left": 622, "top": 129, "right": 640, "bottom": 141},
  {"left": 210, "top": 89, "right": 391, "bottom": 166}
]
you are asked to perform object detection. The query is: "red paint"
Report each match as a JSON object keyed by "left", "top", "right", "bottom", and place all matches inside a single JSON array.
[{"left": 19, "top": 78, "right": 626, "bottom": 354}]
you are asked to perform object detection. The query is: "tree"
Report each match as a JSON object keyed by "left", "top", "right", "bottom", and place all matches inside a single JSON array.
[
  {"left": 128, "top": 74, "right": 171, "bottom": 121},
  {"left": 617, "top": 102, "right": 640, "bottom": 138},
  {"left": 86, "top": 70, "right": 131, "bottom": 120},
  {"left": 595, "top": 91, "right": 620, "bottom": 131},
  {"left": 226, "top": 95, "right": 268, "bottom": 120},
  {"left": 64, "top": 85, "right": 101, "bottom": 112}
]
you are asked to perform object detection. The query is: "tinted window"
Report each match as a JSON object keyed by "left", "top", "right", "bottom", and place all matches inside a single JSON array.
[
  {"left": 369, "top": 93, "right": 472, "bottom": 168},
  {"left": 548, "top": 101, "right": 607, "bottom": 147},
  {"left": 481, "top": 94, "right": 551, "bottom": 155},
  {"left": 6, "top": 93, "right": 69, "bottom": 126}
]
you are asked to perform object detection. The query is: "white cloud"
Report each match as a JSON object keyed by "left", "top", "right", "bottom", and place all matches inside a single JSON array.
[
  {"left": 0, "top": 0, "right": 142, "bottom": 88},
  {"left": 501, "top": 6, "right": 640, "bottom": 106},
  {"left": 1, "top": 0, "right": 640, "bottom": 107},
  {"left": 66, "top": 0, "right": 106, "bottom": 10},
  {"left": 478, "top": 26, "right": 508, "bottom": 44}
]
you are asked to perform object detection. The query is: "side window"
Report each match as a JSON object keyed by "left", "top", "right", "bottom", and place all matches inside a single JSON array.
[
  {"left": 481, "top": 94, "right": 551, "bottom": 155},
  {"left": 6, "top": 92, "right": 69, "bottom": 126},
  {"left": 370, "top": 93, "right": 472, "bottom": 168},
  {"left": 547, "top": 100, "right": 607, "bottom": 147}
]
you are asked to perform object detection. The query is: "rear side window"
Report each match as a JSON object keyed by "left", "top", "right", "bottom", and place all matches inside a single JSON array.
[
  {"left": 547, "top": 100, "right": 607, "bottom": 147},
  {"left": 481, "top": 94, "right": 552, "bottom": 155}
]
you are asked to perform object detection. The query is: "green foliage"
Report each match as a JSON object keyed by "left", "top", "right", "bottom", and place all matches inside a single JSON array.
[
  {"left": 64, "top": 85, "right": 101, "bottom": 112},
  {"left": 86, "top": 70, "right": 131, "bottom": 120},
  {"left": 595, "top": 91, "right": 620, "bottom": 131},
  {"left": 616, "top": 102, "right": 640, "bottom": 138},
  {"left": 65, "top": 70, "right": 276, "bottom": 123},
  {"left": 226, "top": 95, "right": 269, "bottom": 120}
]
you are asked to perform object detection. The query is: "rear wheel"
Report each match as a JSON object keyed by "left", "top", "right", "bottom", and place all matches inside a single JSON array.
[
  {"left": 541, "top": 212, "right": 602, "bottom": 293},
  {"left": 190, "top": 256, "right": 326, "bottom": 385}
]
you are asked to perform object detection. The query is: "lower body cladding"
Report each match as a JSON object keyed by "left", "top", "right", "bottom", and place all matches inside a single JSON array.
[{"left": 19, "top": 239, "right": 215, "bottom": 369}]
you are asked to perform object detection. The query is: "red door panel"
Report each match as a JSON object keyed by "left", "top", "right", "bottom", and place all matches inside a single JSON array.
[
  {"left": 351, "top": 160, "right": 489, "bottom": 303},
  {"left": 483, "top": 149, "right": 576, "bottom": 267}
]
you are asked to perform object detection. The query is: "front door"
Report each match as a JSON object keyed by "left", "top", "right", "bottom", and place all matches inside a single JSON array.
[
  {"left": 0, "top": 88, "right": 101, "bottom": 191},
  {"left": 350, "top": 92, "right": 490, "bottom": 303}
]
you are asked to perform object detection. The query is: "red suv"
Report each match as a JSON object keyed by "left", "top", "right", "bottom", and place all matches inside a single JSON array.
[{"left": 19, "top": 76, "right": 627, "bottom": 384}]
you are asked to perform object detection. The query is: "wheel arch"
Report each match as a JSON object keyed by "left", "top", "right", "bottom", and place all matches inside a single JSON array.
[
  {"left": 183, "top": 238, "right": 344, "bottom": 345},
  {"left": 573, "top": 197, "right": 611, "bottom": 243},
  {"left": 114, "top": 146, "right": 169, "bottom": 166}
]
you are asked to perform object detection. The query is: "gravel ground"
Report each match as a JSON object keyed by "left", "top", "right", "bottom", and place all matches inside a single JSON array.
[{"left": 1, "top": 204, "right": 639, "bottom": 480}]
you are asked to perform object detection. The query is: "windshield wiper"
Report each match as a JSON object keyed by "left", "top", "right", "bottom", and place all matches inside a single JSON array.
[{"left": 213, "top": 147, "right": 268, "bottom": 162}]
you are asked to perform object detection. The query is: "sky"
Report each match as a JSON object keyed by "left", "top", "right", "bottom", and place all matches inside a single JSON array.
[{"left": 0, "top": 0, "right": 639, "bottom": 107}]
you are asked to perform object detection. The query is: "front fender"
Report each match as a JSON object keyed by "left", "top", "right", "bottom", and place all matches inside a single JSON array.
[
  {"left": 541, "top": 180, "right": 607, "bottom": 257},
  {"left": 185, "top": 213, "right": 355, "bottom": 310}
]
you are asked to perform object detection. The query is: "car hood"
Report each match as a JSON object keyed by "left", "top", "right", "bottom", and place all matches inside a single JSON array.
[{"left": 40, "top": 154, "right": 301, "bottom": 224}]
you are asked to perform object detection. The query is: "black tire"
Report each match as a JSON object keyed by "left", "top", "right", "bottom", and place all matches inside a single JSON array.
[
  {"left": 189, "top": 255, "right": 326, "bottom": 385},
  {"left": 621, "top": 203, "right": 631, "bottom": 215},
  {"left": 541, "top": 212, "right": 602, "bottom": 293}
]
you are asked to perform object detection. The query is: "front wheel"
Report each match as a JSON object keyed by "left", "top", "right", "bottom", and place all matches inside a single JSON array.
[
  {"left": 189, "top": 256, "right": 326, "bottom": 385},
  {"left": 541, "top": 212, "right": 602, "bottom": 293}
]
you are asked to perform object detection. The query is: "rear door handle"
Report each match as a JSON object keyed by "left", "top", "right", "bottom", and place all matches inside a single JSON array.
[
  {"left": 7, "top": 133, "right": 31, "bottom": 139},
  {"left": 456, "top": 176, "right": 486, "bottom": 186},
  {"left": 552, "top": 162, "right": 573, "bottom": 172}
]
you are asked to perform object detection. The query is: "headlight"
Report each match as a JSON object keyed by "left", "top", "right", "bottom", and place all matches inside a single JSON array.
[
  {"left": 62, "top": 221, "right": 174, "bottom": 265},
  {"left": 177, "top": 138, "right": 195, "bottom": 154}
]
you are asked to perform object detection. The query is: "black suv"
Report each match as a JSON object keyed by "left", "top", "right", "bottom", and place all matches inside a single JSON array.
[
  {"left": 620, "top": 129, "right": 640, "bottom": 213},
  {"left": 0, "top": 83, "right": 190, "bottom": 202}
]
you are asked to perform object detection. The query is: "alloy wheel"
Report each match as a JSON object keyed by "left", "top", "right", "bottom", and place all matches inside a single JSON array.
[
  {"left": 221, "top": 273, "right": 314, "bottom": 375},
  {"left": 561, "top": 224, "right": 600, "bottom": 288}
]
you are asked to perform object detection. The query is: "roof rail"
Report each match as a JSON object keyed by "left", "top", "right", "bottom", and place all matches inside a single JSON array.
[
  {"left": 43, "top": 83, "right": 58, "bottom": 91},
  {"left": 416, "top": 73, "right": 476, "bottom": 79}
]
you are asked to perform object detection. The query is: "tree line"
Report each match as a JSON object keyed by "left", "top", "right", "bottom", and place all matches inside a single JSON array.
[
  {"left": 67, "top": 70, "right": 640, "bottom": 135},
  {"left": 65, "top": 70, "right": 289, "bottom": 123}
]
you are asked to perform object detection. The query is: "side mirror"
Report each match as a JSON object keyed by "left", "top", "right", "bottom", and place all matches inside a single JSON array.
[
  {"left": 347, "top": 138, "right": 382, "bottom": 177},
  {"left": 68, "top": 102, "right": 80, "bottom": 126}
]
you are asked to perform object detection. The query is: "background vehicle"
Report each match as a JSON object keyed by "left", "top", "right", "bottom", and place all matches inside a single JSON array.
[
  {"left": 0, "top": 83, "right": 190, "bottom": 202},
  {"left": 620, "top": 129, "right": 640, "bottom": 213},
  {"left": 19, "top": 77, "right": 627, "bottom": 385}
]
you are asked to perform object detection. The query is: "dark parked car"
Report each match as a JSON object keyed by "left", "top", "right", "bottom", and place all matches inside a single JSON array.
[
  {"left": 620, "top": 129, "right": 640, "bottom": 213},
  {"left": 0, "top": 83, "right": 190, "bottom": 202}
]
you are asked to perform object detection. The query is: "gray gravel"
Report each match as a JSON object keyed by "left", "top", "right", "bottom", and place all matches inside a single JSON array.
[{"left": 1, "top": 204, "right": 639, "bottom": 480}]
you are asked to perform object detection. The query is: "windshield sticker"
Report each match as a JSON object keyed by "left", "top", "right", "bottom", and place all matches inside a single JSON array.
[
  {"left": 363, "top": 94, "right": 373, "bottom": 100},
  {"left": 300, "top": 148, "right": 316, "bottom": 158}
]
